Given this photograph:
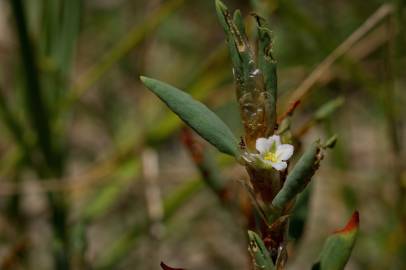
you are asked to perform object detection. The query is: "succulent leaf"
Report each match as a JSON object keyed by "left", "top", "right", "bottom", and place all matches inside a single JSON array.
[
  {"left": 248, "top": 230, "right": 275, "bottom": 270},
  {"left": 233, "top": 10, "right": 247, "bottom": 39},
  {"left": 271, "top": 142, "right": 321, "bottom": 212},
  {"left": 323, "top": 135, "right": 338, "bottom": 149},
  {"left": 289, "top": 185, "right": 312, "bottom": 241},
  {"left": 215, "top": 0, "right": 243, "bottom": 77},
  {"left": 312, "top": 212, "right": 360, "bottom": 270},
  {"left": 314, "top": 97, "right": 345, "bottom": 121},
  {"left": 256, "top": 17, "right": 277, "bottom": 130},
  {"left": 141, "top": 76, "right": 239, "bottom": 157}
]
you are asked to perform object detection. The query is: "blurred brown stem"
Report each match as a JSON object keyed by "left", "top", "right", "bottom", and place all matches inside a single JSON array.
[{"left": 180, "top": 127, "right": 228, "bottom": 201}]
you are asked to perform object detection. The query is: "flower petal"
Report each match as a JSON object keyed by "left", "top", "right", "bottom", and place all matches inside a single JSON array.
[
  {"left": 276, "top": 144, "right": 294, "bottom": 161},
  {"left": 268, "top": 135, "right": 281, "bottom": 147},
  {"left": 272, "top": 161, "right": 287, "bottom": 171},
  {"left": 256, "top": 138, "right": 272, "bottom": 154}
]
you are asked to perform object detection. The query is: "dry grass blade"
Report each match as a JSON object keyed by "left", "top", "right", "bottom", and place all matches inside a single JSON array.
[
  {"left": 286, "top": 3, "right": 394, "bottom": 107},
  {"left": 0, "top": 154, "right": 134, "bottom": 197}
]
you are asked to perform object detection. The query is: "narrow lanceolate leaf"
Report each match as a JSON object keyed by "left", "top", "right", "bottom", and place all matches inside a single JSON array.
[
  {"left": 233, "top": 10, "right": 247, "bottom": 44},
  {"left": 272, "top": 142, "right": 321, "bottom": 212},
  {"left": 323, "top": 135, "right": 338, "bottom": 149},
  {"left": 256, "top": 16, "right": 277, "bottom": 130},
  {"left": 248, "top": 231, "right": 275, "bottom": 270},
  {"left": 314, "top": 97, "right": 345, "bottom": 122},
  {"left": 215, "top": 0, "right": 255, "bottom": 99},
  {"left": 215, "top": 0, "right": 242, "bottom": 76},
  {"left": 140, "top": 76, "right": 239, "bottom": 157},
  {"left": 160, "top": 262, "right": 185, "bottom": 270},
  {"left": 312, "top": 212, "right": 360, "bottom": 270}
]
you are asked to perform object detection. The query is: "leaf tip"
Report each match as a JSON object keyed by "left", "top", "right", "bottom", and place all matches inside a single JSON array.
[
  {"left": 139, "top": 75, "right": 149, "bottom": 84},
  {"left": 323, "top": 134, "right": 338, "bottom": 149},
  {"left": 247, "top": 230, "right": 256, "bottom": 239},
  {"left": 334, "top": 211, "right": 359, "bottom": 234},
  {"left": 215, "top": 0, "right": 227, "bottom": 11}
]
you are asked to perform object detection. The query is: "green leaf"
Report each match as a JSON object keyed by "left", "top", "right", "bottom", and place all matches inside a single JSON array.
[
  {"left": 322, "top": 134, "right": 338, "bottom": 149},
  {"left": 289, "top": 185, "right": 312, "bottom": 242},
  {"left": 248, "top": 230, "right": 275, "bottom": 270},
  {"left": 215, "top": 0, "right": 255, "bottom": 100},
  {"left": 271, "top": 142, "right": 320, "bottom": 212},
  {"left": 216, "top": 0, "right": 277, "bottom": 141},
  {"left": 256, "top": 17, "right": 277, "bottom": 130},
  {"left": 57, "top": 0, "right": 81, "bottom": 75},
  {"left": 140, "top": 76, "right": 239, "bottom": 157},
  {"left": 215, "top": 0, "right": 242, "bottom": 75},
  {"left": 314, "top": 97, "right": 345, "bottom": 121},
  {"left": 233, "top": 10, "right": 247, "bottom": 41},
  {"left": 312, "top": 212, "right": 359, "bottom": 270}
]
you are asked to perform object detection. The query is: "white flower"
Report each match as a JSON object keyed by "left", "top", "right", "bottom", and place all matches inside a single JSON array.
[{"left": 254, "top": 135, "right": 294, "bottom": 171}]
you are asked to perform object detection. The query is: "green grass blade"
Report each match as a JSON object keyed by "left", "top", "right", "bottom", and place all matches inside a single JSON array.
[
  {"left": 9, "top": 0, "right": 59, "bottom": 172},
  {"left": 40, "top": 0, "right": 61, "bottom": 55},
  {"left": 96, "top": 179, "right": 204, "bottom": 269},
  {"left": 0, "top": 87, "right": 29, "bottom": 153},
  {"left": 61, "top": 0, "right": 187, "bottom": 113},
  {"left": 57, "top": 0, "right": 82, "bottom": 75}
]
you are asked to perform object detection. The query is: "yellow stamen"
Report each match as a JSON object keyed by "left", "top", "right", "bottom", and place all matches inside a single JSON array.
[{"left": 264, "top": 152, "right": 277, "bottom": 162}]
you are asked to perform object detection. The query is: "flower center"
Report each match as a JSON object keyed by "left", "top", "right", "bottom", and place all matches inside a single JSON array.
[{"left": 264, "top": 152, "right": 277, "bottom": 162}]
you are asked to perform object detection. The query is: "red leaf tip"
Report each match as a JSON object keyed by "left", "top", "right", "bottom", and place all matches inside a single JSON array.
[
  {"left": 334, "top": 211, "right": 359, "bottom": 234},
  {"left": 160, "top": 262, "right": 185, "bottom": 270}
]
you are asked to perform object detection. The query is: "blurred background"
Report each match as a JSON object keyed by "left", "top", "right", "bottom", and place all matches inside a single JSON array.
[{"left": 0, "top": 0, "right": 404, "bottom": 269}]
